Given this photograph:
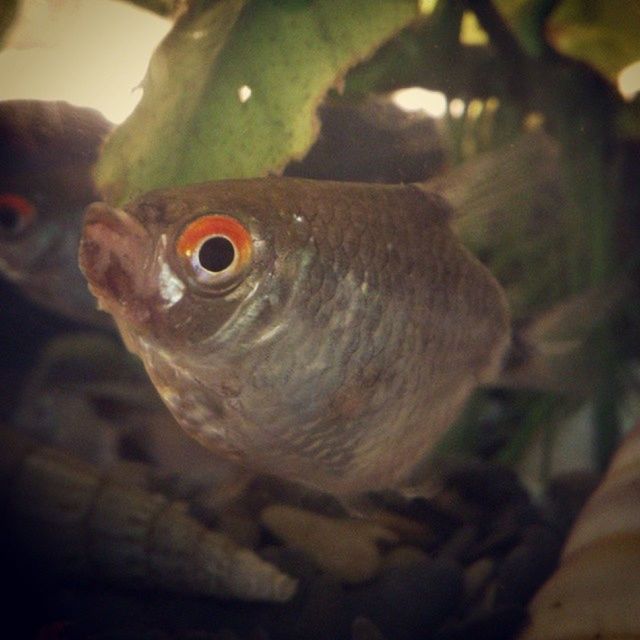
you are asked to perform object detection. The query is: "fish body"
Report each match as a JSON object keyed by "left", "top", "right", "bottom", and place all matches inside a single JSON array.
[
  {"left": 80, "top": 177, "right": 510, "bottom": 495},
  {"left": 0, "top": 100, "right": 112, "bottom": 327}
]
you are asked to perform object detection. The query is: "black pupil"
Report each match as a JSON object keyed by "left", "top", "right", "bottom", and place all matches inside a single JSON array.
[
  {"left": 198, "top": 236, "right": 236, "bottom": 273},
  {"left": 0, "top": 206, "right": 20, "bottom": 232}
]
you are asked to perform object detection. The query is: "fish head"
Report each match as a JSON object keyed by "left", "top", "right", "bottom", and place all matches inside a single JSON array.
[
  {"left": 0, "top": 101, "right": 113, "bottom": 325},
  {"left": 79, "top": 181, "right": 296, "bottom": 359},
  {"left": 0, "top": 171, "right": 98, "bottom": 282}
]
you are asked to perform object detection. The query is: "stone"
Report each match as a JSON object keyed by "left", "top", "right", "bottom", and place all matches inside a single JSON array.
[
  {"left": 494, "top": 526, "right": 562, "bottom": 607},
  {"left": 261, "top": 573, "right": 350, "bottom": 640},
  {"left": 438, "top": 524, "right": 479, "bottom": 562},
  {"left": 351, "top": 616, "right": 388, "bottom": 640},
  {"left": 347, "top": 557, "right": 463, "bottom": 640},
  {"left": 441, "top": 459, "right": 530, "bottom": 512},
  {"left": 433, "top": 604, "right": 527, "bottom": 640},
  {"left": 259, "top": 545, "right": 320, "bottom": 582},
  {"left": 463, "top": 557, "right": 495, "bottom": 604},
  {"left": 260, "top": 504, "right": 397, "bottom": 584},
  {"left": 543, "top": 470, "right": 600, "bottom": 535},
  {"left": 381, "top": 546, "right": 430, "bottom": 570}
]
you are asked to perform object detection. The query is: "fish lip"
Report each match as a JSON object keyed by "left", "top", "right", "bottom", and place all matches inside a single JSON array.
[
  {"left": 82, "top": 201, "right": 148, "bottom": 238},
  {"left": 79, "top": 201, "right": 156, "bottom": 328},
  {"left": 79, "top": 201, "right": 146, "bottom": 288}
]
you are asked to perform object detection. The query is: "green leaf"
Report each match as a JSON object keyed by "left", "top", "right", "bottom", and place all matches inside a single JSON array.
[
  {"left": 344, "top": 1, "right": 500, "bottom": 100},
  {"left": 493, "top": 0, "right": 558, "bottom": 57},
  {"left": 547, "top": 0, "right": 640, "bottom": 85},
  {"left": 0, "top": 0, "right": 19, "bottom": 48},
  {"left": 96, "top": 0, "right": 419, "bottom": 205},
  {"left": 459, "top": 10, "right": 489, "bottom": 46},
  {"left": 618, "top": 99, "right": 640, "bottom": 139}
]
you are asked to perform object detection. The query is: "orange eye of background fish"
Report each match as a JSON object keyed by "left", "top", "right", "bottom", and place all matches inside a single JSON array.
[
  {"left": 177, "top": 215, "right": 252, "bottom": 288},
  {"left": 0, "top": 194, "right": 37, "bottom": 236}
]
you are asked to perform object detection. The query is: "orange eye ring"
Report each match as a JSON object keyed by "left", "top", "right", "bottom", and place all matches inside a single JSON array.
[
  {"left": 177, "top": 215, "right": 253, "bottom": 290},
  {"left": 0, "top": 193, "right": 37, "bottom": 235}
]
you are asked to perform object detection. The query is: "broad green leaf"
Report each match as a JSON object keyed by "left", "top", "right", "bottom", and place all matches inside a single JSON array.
[
  {"left": 97, "top": 0, "right": 419, "bottom": 204},
  {"left": 547, "top": 0, "right": 640, "bottom": 86},
  {"left": 618, "top": 100, "right": 640, "bottom": 140},
  {"left": 493, "top": 0, "right": 558, "bottom": 57},
  {"left": 0, "top": 0, "right": 19, "bottom": 47}
]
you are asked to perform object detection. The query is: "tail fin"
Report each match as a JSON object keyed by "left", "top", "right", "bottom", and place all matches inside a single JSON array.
[{"left": 495, "top": 280, "right": 630, "bottom": 394}]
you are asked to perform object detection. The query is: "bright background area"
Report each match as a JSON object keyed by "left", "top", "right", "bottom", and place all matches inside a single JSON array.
[
  {"left": 0, "top": 1, "right": 638, "bottom": 126},
  {"left": 0, "top": 0, "right": 171, "bottom": 123}
]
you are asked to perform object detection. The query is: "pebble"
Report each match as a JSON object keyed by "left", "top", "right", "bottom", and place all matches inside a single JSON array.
[
  {"left": 244, "top": 475, "right": 347, "bottom": 518},
  {"left": 347, "top": 557, "right": 463, "bottom": 640},
  {"left": 463, "top": 508, "right": 523, "bottom": 562},
  {"left": 463, "top": 557, "right": 495, "bottom": 604},
  {"left": 176, "top": 633, "right": 238, "bottom": 640},
  {"left": 259, "top": 545, "right": 321, "bottom": 581},
  {"left": 543, "top": 470, "right": 600, "bottom": 535},
  {"left": 441, "top": 459, "right": 530, "bottom": 512},
  {"left": 351, "top": 616, "right": 388, "bottom": 640},
  {"left": 438, "top": 524, "right": 479, "bottom": 562},
  {"left": 92, "top": 631, "right": 172, "bottom": 640},
  {"left": 261, "top": 504, "right": 397, "bottom": 583},
  {"left": 494, "top": 525, "right": 562, "bottom": 607},
  {"left": 381, "top": 545, "right": 430, "bottom": 570},
  {"left": 430, "top": 488, "right": 485, "bottom": 524},
  {"left": 367, "top": 508, "right": 439, "bottom": 547},
  {"left": 372, "top": 491, "right": 462, "bottom": 541},
  {"left": 13, "top": 453, "right": 574, "bottom": 640},
  {"left": 214, "top": 508, "right": 262, "bottom": 549},
  {"left": 433, "top": 604, "right": 527, "bottom": 640},
  {"left": 262, "top": 573, "right": 349, "bottom": 640}
]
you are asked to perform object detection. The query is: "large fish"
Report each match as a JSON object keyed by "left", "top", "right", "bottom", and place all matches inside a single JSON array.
[
  {"left": 80, "top": 177, "right": 512, "bottom": 495},
  {"left": 0, "top": 100, "right": 113, "bottom": 328}
]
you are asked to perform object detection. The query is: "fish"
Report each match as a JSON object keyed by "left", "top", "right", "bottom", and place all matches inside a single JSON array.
[
  {"left": 79, "top": 177, "right": 512, "bottom": 496},
  {"left": 0, "top": 100, "right": 113, "bottom": 328},
  {"left": 0, "top": 98, "right": 560, "bottom": 496}
]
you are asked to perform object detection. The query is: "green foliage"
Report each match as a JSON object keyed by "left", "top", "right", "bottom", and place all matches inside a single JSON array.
[
  {"left": 618, "top": 101, "right": 640, "bottom": 140},
  {"left": 547, "top": 0, "right": 640, "bottom": 85},
  {"left": 493, "top": 0, "right": 557, "bottom": 56},
  {"left": 0, "top": 0, "right": 18, "bottom": 47},
  {"left": 96, "top": 0, "right": 419, "bottom": 204}
]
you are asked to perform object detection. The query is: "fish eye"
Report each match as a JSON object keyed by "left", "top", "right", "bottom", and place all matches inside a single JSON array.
[
  {"left": 177, "top": 214, "right": 252, "bottom": 290},
  {"left": 198, "top": 236, "right": 236, "bottom": 272},
  {"left": 0, "top": 194, "right": 36, "bottom": 237}
]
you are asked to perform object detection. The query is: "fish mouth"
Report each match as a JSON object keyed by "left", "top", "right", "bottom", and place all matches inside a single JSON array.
[{"left": 79, "top": 202, "right": 155, "bottom": 327}]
